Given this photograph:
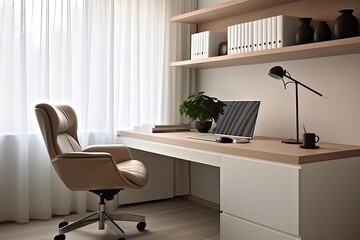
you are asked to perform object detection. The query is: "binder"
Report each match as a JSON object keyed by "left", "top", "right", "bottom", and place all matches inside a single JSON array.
[
  {"left": 267, "top": 17, "right": 272, "bottom": 50},
  {"left": 196, "top": 32, "right": 199, "bottom": 58},
  {"left": 271, "top": 16, "right": 277, "bottom": 49},
  {"left": 257, "top": 19, "right": 263, "bottom": 51},
  {"left": 197, "top": 33, "right": 201, "bottom": 58},
  {"left": 248, "top": 21, "right": 253, "bottom": 52},
  {"left": 231, "top": 25, "right": 236, "bottom": 54},
  {"left": 253, "top": 20, "right": 258, "bottom": 51},
  {"left": 196, "top": 33, "right": 200, "bottom": 59},
  {"left": 191, "top": 32, "right": 201, "bottom": 59},
  {"left": 233, "top": 25, "right": 238, "bottom": 54},
  {"left": 262, "top": 18, "right": 267, "bottom": 50},
  {"left": 276, "top": 15, "right": 300, "bottom": 48},
  {"left": 232, "top": 25, "right": 237, "bottom": 54},
  {"left": 199, "top": 32, "right": 203, "bottom": 58},
  {"left": 204, "top": 31, "right": 209, "bottom": 58},
  {"left": 241, "top": 23, "right": 245, "bottom": 53},
  {"left": 202, "top": 33, "right": 206, "bottom": 56},
  {"left": 227, "top": 26, "right": 232, "bottom": 55},
  {"left": 191, "top": 34, "right": 195, "bottom": 59},
  {"left": 237, "top": 23, "right": 242, "bottom": 54},
  {"left": 244, "top": 22, "right": 249, "bottom": 53},
  {"left": 228, "top": 25, "right": 235, "bottom": 55}
]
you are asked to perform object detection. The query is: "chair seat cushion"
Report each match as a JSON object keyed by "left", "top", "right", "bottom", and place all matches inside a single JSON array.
[{"left": 117, "top": 160, "right": 148, "bottom": 187}]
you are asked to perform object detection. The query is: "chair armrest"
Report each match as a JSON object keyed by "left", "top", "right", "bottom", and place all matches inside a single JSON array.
[
  {"left": 52, "top": 152, "right": 129, "bottom": 191},
  {"left": 57, "top": 151, "right": 112, "bottom": 158},
  {"left": 83, "top": 144, "right": 133, "bottom": 163}
]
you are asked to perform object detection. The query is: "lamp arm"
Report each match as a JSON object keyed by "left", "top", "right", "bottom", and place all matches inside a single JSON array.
[{"left": 284, "top": 74, "right": 323, "bottom": 97}]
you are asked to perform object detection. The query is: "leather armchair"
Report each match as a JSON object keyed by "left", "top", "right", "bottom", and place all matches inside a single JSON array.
[{"left": 35, "top": 103, "right": 148, "bottom": 240}]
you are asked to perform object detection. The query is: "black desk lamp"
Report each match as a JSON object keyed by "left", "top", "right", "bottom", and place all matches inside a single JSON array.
[{"left": 268, "top": 66, "right": 323, "bottom": 144}]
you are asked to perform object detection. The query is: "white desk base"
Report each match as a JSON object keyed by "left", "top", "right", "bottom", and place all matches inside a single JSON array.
[{"left": 118, "top": 131, "right": 360, "bottom": 240}]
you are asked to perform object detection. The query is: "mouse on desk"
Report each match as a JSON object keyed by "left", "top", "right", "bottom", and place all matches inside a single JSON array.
[{"left": 216, "top": 137, "right": 234, "bottom": 143}]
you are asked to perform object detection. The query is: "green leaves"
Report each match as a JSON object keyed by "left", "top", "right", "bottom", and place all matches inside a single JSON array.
[{"left": 179, "top": 92, "right": 225, "bottom": 123}]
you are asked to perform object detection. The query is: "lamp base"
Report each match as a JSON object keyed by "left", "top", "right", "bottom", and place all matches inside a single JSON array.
[{"left": 282, "top": 139, "right": 302, "bottom": 144}]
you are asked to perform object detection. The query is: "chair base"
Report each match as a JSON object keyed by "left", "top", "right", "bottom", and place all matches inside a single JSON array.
[{"left": 54, "top": 190, "right": 146, "bottom": 240}]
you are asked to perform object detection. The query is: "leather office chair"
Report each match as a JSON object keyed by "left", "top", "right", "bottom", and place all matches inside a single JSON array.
[{"left": 35, "top": 103, "right": 148, "bottom": 240}]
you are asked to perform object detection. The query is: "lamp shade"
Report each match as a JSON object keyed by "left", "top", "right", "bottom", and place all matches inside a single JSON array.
[
  {"left": 268, "top": 66, "right": 285, "bottom": 79},
  {"left": 267, "top": 65, "right": 323, "bottom": 144}
]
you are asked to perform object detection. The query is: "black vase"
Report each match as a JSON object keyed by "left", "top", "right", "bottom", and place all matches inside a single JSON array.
[
  {"left": 195, "top": 120, "right": 212, "bottom": 133},
  {"left": 296, "top": 18, "right": 314, "bottom": 44},
  {"left": 334, "top": 9, "right": 359, "bottom": 39},
  {"left": 314, "top": 21, "right": 332, "bottom": 42}
]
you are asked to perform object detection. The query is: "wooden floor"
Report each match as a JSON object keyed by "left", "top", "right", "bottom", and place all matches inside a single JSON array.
[{"left": 0, "top": 197, "right": 220, "bottom": 240}]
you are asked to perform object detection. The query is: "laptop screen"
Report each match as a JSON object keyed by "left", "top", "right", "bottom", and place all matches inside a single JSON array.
[{"left": 214, "top": 101, "right": 260, "bottom": 138}]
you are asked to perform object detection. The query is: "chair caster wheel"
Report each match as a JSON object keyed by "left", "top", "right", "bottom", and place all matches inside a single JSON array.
[
  {"left": 54, "top": 234, "right": 65, "bottom": 240},
  {"left": 58, "top": 221, "right": 68, "bottom": 228},
  {"left": 137, "top": 221, "right": 146, "bottom": 231}
]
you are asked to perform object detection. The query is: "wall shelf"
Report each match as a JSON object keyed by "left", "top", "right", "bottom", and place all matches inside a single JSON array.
[
  {"left": 170, "top": 0, "right": 360, "bottom": 69},
  {"left": 171, "top": 36, "right": 360, "bottom": 69}
]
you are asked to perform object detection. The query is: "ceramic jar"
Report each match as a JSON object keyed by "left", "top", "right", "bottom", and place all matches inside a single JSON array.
[
  {"left": 314, "top": 21, "right": 332, "bottom": 42},
  {"left": 296, "top": 18, "right": 314, "bottom": 44},
  {"left": 334, "top": 9, "right": 359, "bottom": 39}
]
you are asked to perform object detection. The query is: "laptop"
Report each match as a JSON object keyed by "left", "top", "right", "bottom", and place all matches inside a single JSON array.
[{"left": 187, "top": 100, "right": 261, "bottom": 142}]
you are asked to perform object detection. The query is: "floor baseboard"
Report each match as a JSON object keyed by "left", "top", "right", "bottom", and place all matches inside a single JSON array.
[{"left": 182, "top": 195, "right": 220, "bottom": 211}]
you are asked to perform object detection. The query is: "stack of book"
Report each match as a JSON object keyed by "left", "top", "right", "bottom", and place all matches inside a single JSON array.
[
  {"left": 191, "top": 31, "right": 227, "bottom": 59},
  {"left": 227, "top": 15, "right": 300, "bottom": 55},
  {"left": 134, "top": 123, "right": 190, "bottom": 133}
]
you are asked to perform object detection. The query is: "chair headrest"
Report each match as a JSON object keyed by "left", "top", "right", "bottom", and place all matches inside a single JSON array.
[
  {"left": 36, "top": 103, "right": 77, "bottom": 133},
  {"left": 35, "top": 103, "right": 80, "bottom": 157}
]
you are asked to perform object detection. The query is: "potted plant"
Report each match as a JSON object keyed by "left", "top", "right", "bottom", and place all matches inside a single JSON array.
[{"left": 179, "top": 92, "right": 226, "bottom": 133}]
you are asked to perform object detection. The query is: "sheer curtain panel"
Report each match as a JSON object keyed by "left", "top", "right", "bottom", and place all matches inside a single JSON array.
[{"left": 0, "top": 0, "right": 195, "bottom": 223}]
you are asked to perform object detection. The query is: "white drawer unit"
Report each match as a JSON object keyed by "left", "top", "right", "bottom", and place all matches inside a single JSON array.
[
  {"left": 221, "top": 214, "right": 300, "bottom": 240},
  {"left": 221, "top": 155, "right": 360, "bottom": 240},
  {"left": 221, "top": 155, "right": 300, "bottom": 236}
]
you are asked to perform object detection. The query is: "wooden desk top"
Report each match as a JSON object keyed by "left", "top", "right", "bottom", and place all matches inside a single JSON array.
[{"left": 117, "top": 130, "right": 360, "bottom": 165}]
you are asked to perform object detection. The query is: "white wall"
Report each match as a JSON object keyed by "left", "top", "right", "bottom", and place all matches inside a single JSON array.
[{"left": 198, "top": 54, "right": 360, "bottom": 145}]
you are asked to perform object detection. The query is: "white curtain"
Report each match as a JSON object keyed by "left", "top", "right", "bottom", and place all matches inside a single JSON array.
[{"left": 0, "top": 0, "right": 196, "bottom": 223}]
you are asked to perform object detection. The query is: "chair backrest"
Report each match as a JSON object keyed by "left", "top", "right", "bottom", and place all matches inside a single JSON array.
[{"left": 35, "top": 103, "right": 82, "bottom": 159}]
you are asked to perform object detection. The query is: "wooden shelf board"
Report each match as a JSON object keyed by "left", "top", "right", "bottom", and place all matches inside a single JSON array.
[
  {"left": 170, "top": 37, "right": 360, "bottom": 69},
  {"left": 171, "top": 0, "right": 299, "bottom": 25}
]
